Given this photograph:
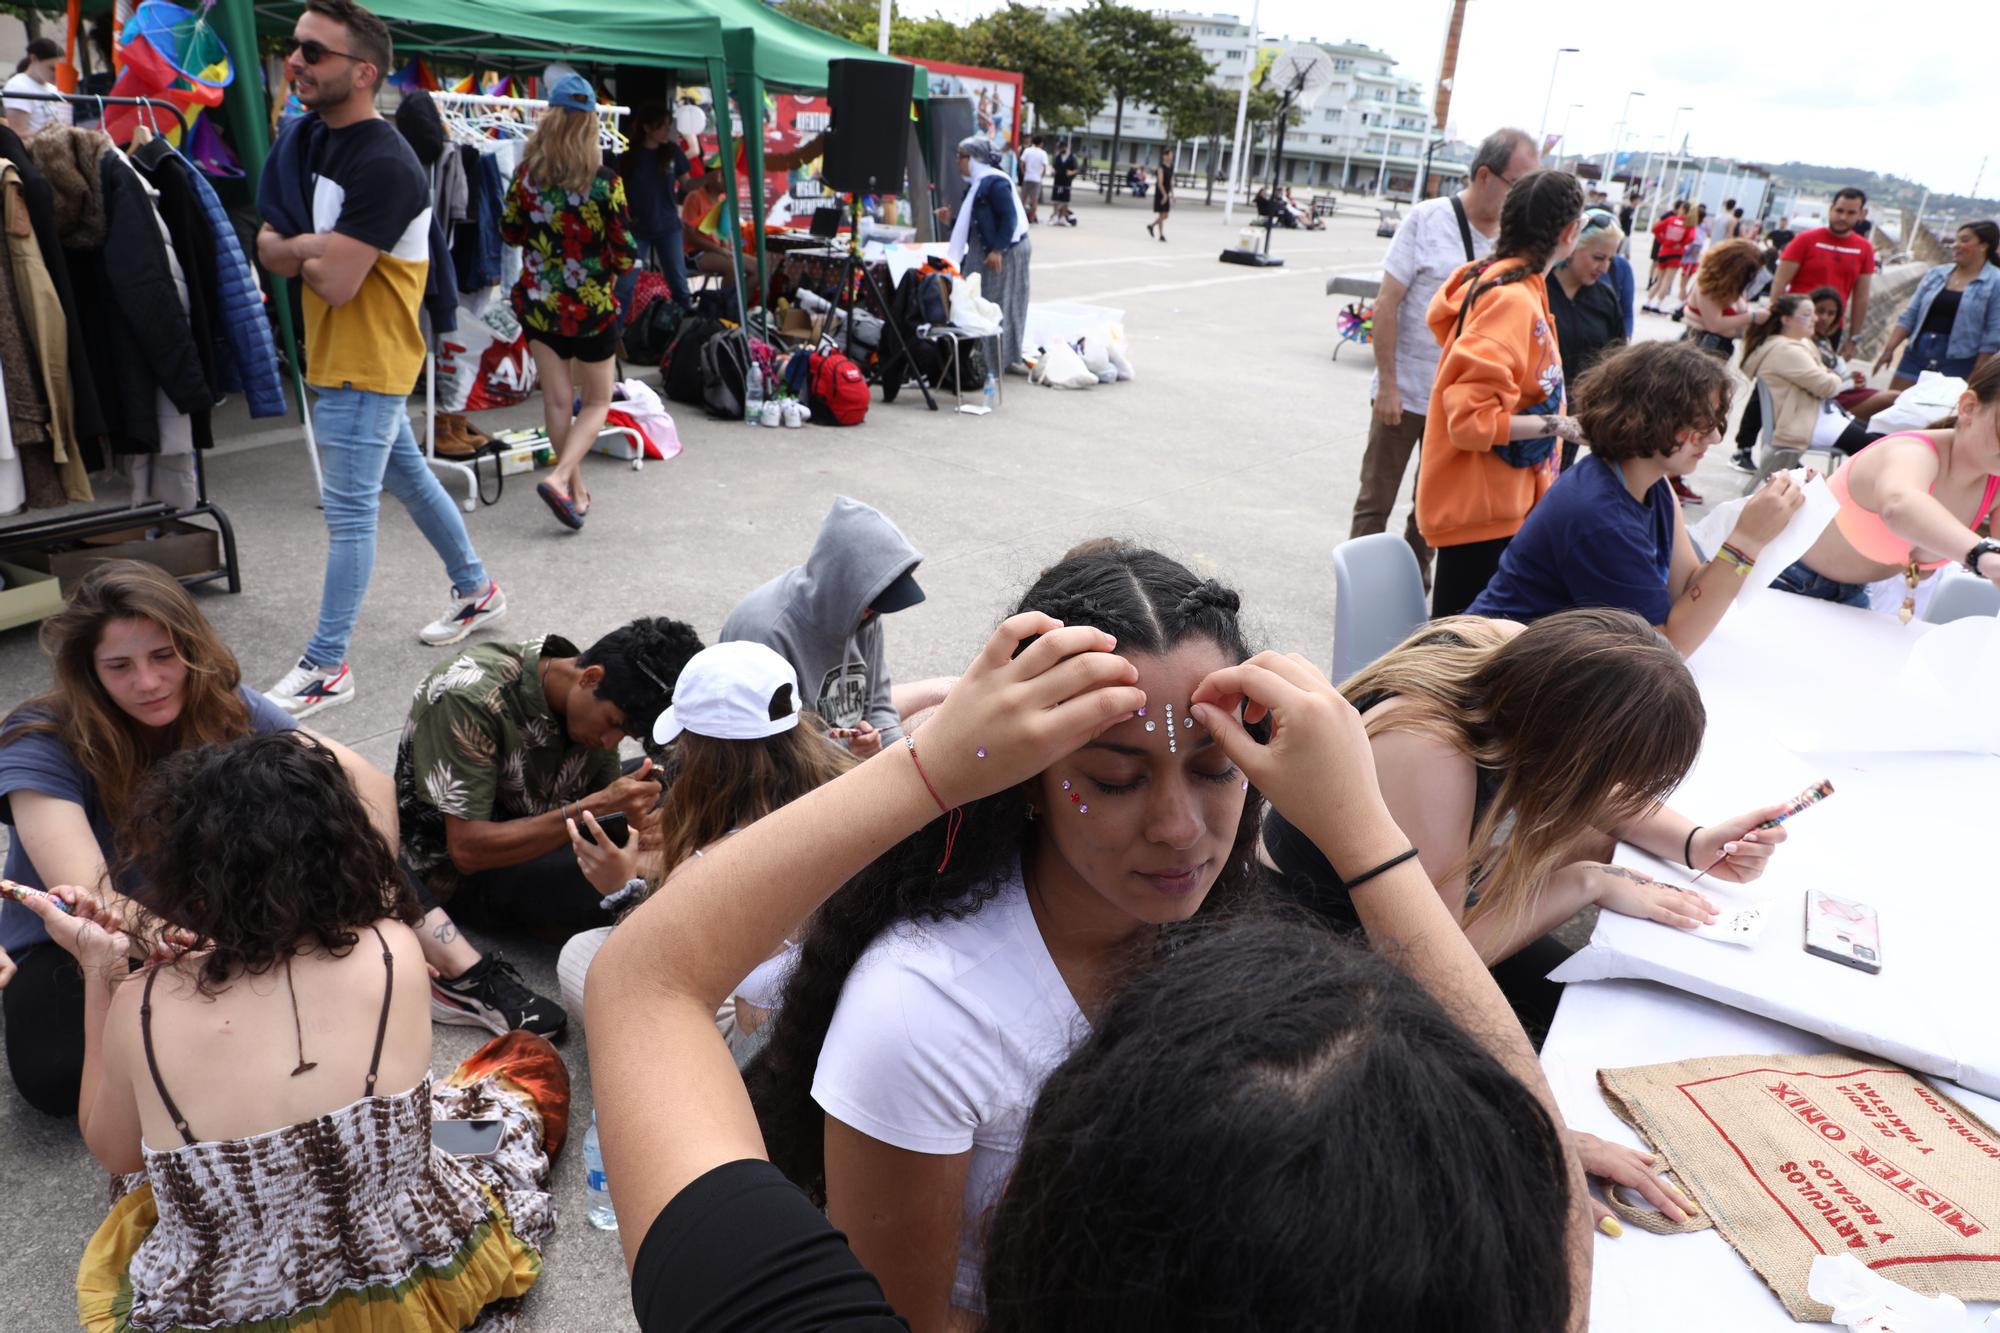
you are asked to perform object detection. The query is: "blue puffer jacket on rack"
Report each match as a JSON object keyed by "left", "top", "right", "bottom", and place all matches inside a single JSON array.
[{"left": 134, "top": 137, "right": 286, "bottom": 418}]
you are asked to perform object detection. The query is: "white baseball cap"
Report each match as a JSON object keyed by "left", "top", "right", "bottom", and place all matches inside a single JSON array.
[{"left": 652, "top": 642, "right": 801, "bottom": 744}]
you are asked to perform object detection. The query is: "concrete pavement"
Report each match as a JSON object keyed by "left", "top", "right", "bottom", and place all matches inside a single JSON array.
[{"left": 0, "top": 185, "right": 1780, "bottom": 1329}]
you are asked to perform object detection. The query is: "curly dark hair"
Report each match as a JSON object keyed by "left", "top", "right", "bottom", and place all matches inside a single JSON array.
[
  {"left": 742, "top": 545, "right": 1266, "bottom": 1206},
  {"left": 121, "top": 732, "right": 422, "bottom": 997},
  {"left": 1453, "top": 170, "right": 1586, "bottom": 335},
  {"left": 982, "top": 912, "right": 1574, "bottom": 1331},
  {"left": 1573, "top": 338, "right": 1734, "bottom": 461},
  {"left": 578, "top": 617, "right": 705, "bottom": 738}
]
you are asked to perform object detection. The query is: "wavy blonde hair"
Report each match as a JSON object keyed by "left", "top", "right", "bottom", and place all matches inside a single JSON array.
[
  {"left": 522, "top": 105, "right": 601, "bottom": 196},
  {"left": 0, "top": 560, "right": 253, "bottom": 824},
  {"left": 644, "top": 713, "right": 858, "bottom": 890},
  {"left": 1340, "top": 609, "right": 1704, "bottom": 938}
]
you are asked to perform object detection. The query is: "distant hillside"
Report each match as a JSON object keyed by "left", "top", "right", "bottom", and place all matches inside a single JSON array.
[{"left": 1760, "top": 159, "right": 1996, "bottom": 219}]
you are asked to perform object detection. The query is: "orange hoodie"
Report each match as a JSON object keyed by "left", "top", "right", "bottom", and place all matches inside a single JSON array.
[{"left": 1416, "top": 258, "right": 1565, "bottom": 547}]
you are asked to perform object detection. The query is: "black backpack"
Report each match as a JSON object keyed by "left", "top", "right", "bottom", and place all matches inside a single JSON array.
[
  {"left": 624, "top": 299, "right": 684, "bottom": 368},
  {"left": 701, "top": 328, "right": 752, "bottom": 420},
  {"left": 662, "top": 316, "right": 723, "bottom": 406}
]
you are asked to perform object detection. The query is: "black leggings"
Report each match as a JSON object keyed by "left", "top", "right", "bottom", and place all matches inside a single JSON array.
[
  {"left": 3, "top": 942, "right": 86, "bottom": 1116},
  {"left": 408, "top": 845, "right": 608, "bottom": 941},
  {"left": 1431, "top": 537, "right": 1514, "bottom": 618}
]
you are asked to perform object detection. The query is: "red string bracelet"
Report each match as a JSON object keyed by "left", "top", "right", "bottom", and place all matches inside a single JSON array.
[{"left": 902, "top": 736, "right": 962, "bottom": 872}]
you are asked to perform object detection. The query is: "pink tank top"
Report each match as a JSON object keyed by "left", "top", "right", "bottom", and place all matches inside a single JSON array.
[{"left": 1826, "top": 432, "right": 2000, "bottom": 570}]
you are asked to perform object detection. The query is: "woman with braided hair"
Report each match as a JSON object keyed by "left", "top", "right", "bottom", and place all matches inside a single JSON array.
[
  {"left": 739, "top": 544, "right": 1266, "bottom": 1327},
  {"left": 1417, "top": 170, "right": 1588, "bottom": 615}
]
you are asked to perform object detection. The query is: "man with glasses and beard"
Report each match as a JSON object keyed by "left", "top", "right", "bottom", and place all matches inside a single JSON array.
[
  {"left": 1346, "top": 127, "right": 1540, "bottom": 589},
  {"left": 255, "top": 0, "right": 509, "bottom": 722}
]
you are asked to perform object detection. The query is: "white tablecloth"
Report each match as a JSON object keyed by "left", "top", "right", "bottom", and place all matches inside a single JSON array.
[
  {"left": 1545, "top": 593, "right": 2000, "bottom": 1326},
  {"left": 1550, "top": 594, "right": 2000, "bottom": 1098},
  {"left": 1543, "top": 980, "right": 2000, "bottom": 1330}
]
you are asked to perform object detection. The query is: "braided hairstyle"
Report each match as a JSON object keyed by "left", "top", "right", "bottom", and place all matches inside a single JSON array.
[
  {"left": 1454, "top": 170, "right": 1586, "bottom": 335},
  {"left": 742, "top": 545, "right": 1264, "bottom": 1206}
]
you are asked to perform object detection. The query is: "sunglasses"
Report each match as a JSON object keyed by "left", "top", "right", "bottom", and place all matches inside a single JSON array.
[{"left": 283, "top": 36, "right": 368, "bottom": 66}]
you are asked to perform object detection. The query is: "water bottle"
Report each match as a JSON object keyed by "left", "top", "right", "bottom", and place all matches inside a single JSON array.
[
  {"left": 745, "top": 362, "right": 765, "bottom": 425},
  {"left": 983, "top": 372, "right": 999, "bottom": 413},
  {"left": 583, "top": 1111, "right": 617, "bottom": 1231}
]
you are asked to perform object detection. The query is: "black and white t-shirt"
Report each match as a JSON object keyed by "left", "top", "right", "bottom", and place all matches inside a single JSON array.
[{"left": 303, "top": 118, "right": 431, "bottom": 394}]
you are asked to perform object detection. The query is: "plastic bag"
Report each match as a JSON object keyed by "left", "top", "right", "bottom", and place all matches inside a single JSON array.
[
  {"left": 950, "top": 272, "right": 1005, "bottom": 336},
  {"left": 436, "top": 300, "right": 536, "bottom": 412},
  {"left": 1033, "top": 340, "right": 1097, "bottom": 390},
  {"left": 1104, "top": 323, "right": 1136, "bottom": 382}
]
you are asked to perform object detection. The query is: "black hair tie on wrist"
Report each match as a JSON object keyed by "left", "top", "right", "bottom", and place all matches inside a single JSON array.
[
  {"left": 1684, "top": 826, "right": 1703, "bottom": 870},
  {"left": 1344, "top": 847, "right": 1419, "bottom": 892}
]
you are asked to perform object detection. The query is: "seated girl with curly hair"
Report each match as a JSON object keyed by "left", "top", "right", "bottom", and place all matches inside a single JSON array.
[{"left": 1469, "top": 338, "right": 1805, "bottom": 656}]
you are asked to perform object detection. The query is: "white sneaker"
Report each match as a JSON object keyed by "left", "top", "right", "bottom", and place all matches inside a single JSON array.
[
  {"left": 265, "top": 659, "right": 354, "bottom": 720},
  {"left": 782, "top": 399, "right": 804, "bottom": 428},
  {"left": 420, "top": 580, "right": 508, "bottom": 646},
  {"left": 759, "top": 399, "right": 783, "bottom": 428}
]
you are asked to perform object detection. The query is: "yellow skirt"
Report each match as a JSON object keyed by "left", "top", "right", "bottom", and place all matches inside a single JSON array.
[{"left": 77, "top": 1181, "right": 543, "bottom": 1333}]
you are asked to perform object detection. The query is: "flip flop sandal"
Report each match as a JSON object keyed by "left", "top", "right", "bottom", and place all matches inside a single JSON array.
[{"left": 536, "top": 480, "right": 585, "bottom": 530}]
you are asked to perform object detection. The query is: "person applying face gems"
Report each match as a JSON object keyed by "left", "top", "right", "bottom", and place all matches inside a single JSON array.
[{"left": 587, "top": 579, "right": 1599, "bottom": 1332}]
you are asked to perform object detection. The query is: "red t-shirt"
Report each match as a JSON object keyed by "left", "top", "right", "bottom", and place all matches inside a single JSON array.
[
  {"left": 1780, "top": 227, "right": 1876, "bottom": 300},
  {"left": 1651, "top": 215, "right": 1691, "bottom": 259}
]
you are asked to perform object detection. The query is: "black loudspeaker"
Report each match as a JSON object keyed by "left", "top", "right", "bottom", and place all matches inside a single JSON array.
[
  {"left": 824, "top": 58, "right": 914, "bottom": 193},
  {"left": 925, "top": 97, "right": 975, "bottom": 180}
]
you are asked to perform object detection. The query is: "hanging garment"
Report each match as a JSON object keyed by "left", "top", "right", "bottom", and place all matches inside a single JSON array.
[
  {"left": 2, "top": 159, "right": 88, "bottom": 503},
  {"left": 118, "top": 162, "right": 201, "bottom": 510},
  {"left": 127, "top": 139, "right": 219, "bottom": 454},
  {"left": 0, "top": 124, "right": 107, "bottom": 450},
  {"left": 131, "top": 139, "right": 284, "bottom": 417},
  {"left": 0, "top": 343, "right": 20, "bottom": 516},
  {"left": 29, "top": 126, "right": 210, "bottom": 456}
]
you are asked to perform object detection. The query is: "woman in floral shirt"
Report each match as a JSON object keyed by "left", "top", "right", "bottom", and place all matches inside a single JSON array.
[{"left": 502, "top": 74, "right": 635, "bottom": 532}]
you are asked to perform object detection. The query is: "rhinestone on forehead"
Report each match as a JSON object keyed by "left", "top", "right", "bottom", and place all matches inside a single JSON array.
[
  {"left": 1164, "top": 703, "right": 1178, "bottom": 754},
  {"left": 1144, "top": 720, "right": 1156, "bottom": 732}
]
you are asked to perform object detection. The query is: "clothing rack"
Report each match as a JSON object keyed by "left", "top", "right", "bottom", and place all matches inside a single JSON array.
[{"left": 0, "top": 90, "right": 243, "bottom": 596}]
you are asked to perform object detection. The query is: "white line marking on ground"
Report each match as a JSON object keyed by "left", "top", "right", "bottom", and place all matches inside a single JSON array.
[{"left": 1064, "top": 264, "right": 1343, "bottom": 303}]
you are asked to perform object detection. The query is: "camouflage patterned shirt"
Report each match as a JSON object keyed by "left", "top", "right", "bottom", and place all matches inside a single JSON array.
[{"left": 394, "top": 635, "right": 619, "bottom": 898}]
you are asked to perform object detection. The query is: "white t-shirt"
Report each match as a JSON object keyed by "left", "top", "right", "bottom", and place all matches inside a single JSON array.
[
  {"left": 1019, "top": 145, "right": 1048, "bottom": 184},
  {"left": 1372, "top": 193, "right": 1496, "bottom": 416},
  {"left": 812, "top": 864, "right": 1086, "bottom": 1313},
  {"left": 3, "top": 72, "right": 70, "bottom": 136}
]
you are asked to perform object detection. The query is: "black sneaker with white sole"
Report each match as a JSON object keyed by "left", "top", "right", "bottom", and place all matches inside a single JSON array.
[
  {"left": 431, "top": 952, "right": 568, "bottom": 1041},
  {"left": 1731, "top": 449, "right": 1756, "bottom": 475}
]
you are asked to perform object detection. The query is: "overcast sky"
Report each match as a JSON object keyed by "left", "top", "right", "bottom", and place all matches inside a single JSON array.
[{"left": 911, "top": 0, "right": 1992, "bottom": 200}]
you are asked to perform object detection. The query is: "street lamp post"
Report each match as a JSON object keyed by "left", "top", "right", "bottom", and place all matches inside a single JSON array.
[
  {"left": 1602, "top": 89, "right": 1643, "bottom": 186},
  {"left": 1535, "top": 47, "right": 1578, "bottom": 152},
  {"left": 1221, "top": 0, "right": 1261, "bottom": 224},
  {"left": 1556, "top": 102, "right": 1582, "bottom": 168}
]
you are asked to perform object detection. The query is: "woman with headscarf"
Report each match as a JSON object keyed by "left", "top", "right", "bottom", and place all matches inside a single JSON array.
[{"left": 942, "top": 136, "right": 1032, "bottom": 374}]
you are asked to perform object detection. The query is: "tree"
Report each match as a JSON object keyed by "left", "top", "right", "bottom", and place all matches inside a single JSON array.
[
  {"left": 1165, "top": 82, "right": 1234, "bottom": 205},
  {"left": 957, "top": 5, "right": 1102, "bottom": 133},
  {"left": 780, "top": 0, "right": 886, "bottom": 48},
  {"left": 1072, "top": 0, "right": 1207, "bottom": 202}
]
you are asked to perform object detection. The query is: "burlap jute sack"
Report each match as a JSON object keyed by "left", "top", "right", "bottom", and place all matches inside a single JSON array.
[{"left": 1598, "top": 1054, "right": 2000, "bottom": 1322}]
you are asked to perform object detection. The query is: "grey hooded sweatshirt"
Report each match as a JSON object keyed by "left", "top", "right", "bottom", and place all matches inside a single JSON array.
[{"left": 720, "top": 497, "right": 921, "bottom": 742}]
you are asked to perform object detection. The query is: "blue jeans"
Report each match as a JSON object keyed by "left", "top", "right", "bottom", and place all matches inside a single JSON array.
[
  {"left": 1896, "top": 329, "right": 1977, "bottom": 380},
  {"left": 1770, "top": 558, "right": 1871, "bottom": 608},
  {"left": 304, "top": 387, "right": 488, "bottom": 668},
  {"left": 615, "top": 233, "right": 691, "bottom": 314}
]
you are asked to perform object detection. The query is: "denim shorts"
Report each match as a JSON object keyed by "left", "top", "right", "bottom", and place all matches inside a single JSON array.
[
  {"left": 1897, "top": 329, "right": 1976, "bottom": 380},
  {"left": 1770, "top": 558, "right": 1871, "bottom": 608}
]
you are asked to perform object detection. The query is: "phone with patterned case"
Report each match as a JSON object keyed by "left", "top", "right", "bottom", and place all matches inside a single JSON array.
[{"left": 1803, "top": 891, "right": 1881, "bottom": 974}]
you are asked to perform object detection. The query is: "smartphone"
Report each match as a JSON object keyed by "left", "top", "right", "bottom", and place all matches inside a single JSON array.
[
  {"left": 577, "top": 811, "right": 630, "bottom": 849},
  {"left": 432, "top": 1118, "right": 505, "bottom": 1157},
  {"left": 1803, "top": 891, "right": 1882, "bottom": 974}
]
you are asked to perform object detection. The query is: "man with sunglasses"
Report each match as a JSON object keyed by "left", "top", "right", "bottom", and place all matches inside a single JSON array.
[{"left": 256, "top": 0, "right": 508, "bottom": 723}]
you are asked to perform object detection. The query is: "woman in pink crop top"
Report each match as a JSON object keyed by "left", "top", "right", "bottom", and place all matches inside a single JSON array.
[{"left": 1772, "top": 360, "right": 2000, "bottom": 610}]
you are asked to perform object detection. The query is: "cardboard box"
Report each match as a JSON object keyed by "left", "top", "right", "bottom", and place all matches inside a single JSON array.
[
  {"left": 0, "top": 560, "right": 64, "bottom": 631},
  {"left": 45, "top": 520, "right": 221, "bottom": 592}
]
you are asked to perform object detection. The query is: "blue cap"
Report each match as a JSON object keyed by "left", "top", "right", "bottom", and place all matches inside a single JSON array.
[{"left": 549, "top": 74, "right": 597, "bottom": 113}]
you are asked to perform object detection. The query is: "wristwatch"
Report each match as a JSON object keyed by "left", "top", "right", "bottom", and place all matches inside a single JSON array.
[{"left": 1964, "top": 539, "right": 2000, "bottom": 575}]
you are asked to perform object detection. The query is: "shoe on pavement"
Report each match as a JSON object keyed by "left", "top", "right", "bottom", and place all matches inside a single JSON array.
[
  {"left": 431, "top": 952, "right": 568, "bottom": 1041},
  {"left": 1730, "top": 449, "right": 1756, "bottom": 475},
  {"left": 420, "top": 580, "right": 508, "bottom": 646},
  {"left": 265, "top": 658, "right": 354, "bottom": 720},
  {"left": 1671, "top": 476, "right": 1705, "bottom": 505},
  {"left": 535, "top": 479, "right": 585, "bottom": 531}
]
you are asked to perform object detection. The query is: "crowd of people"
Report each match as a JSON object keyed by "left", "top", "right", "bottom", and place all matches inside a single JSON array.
[{"left": 6, "top": 7, "right": 2000, "bottom": 1330}]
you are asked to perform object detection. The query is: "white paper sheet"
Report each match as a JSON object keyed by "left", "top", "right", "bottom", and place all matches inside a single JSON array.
[{"left": 1738, "top": 468, "right": 1841, "bottom": 600}]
